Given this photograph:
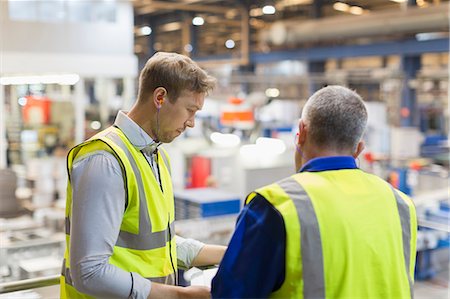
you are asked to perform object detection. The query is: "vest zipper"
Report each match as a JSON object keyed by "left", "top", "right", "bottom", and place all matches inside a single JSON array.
[
  {"left": 140, "top": 150, "right": 163, "bottom": 192},
  {"left": 141, "top": 150, "right": 174, "bottom": 283}
]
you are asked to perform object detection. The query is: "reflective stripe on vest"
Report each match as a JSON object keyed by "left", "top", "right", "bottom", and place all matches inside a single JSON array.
[
  {"left": 278, "top": 177, "right": 325, "bottom": 299},
  {"left": 391, "top": 187, "right": 414, "bottom": 297},
  {"left": 61, "top": 258, "right": 176, "bottom": 286}
]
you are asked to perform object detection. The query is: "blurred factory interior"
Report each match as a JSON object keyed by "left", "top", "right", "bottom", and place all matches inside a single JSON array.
[{"left": 0, "top": 0, "right": 449, "bottom": 297}]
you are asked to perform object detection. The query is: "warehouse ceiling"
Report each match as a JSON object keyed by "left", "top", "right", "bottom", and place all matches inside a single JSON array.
[{"left": 132, "top": 0, "right": 449, "bottom": 61}]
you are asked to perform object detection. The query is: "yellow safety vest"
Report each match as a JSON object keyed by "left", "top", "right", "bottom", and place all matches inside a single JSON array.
[
  {"left": 60, "top": 126, "right": 177, "bottom": 298},
  {"left": 246, "top": 169, "right": 417, "bottom": 299}
]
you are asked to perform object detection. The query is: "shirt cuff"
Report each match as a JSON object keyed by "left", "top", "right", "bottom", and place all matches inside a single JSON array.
[
  {"left": 130, "top": 272, "right": 151, "bottom": 299},
  {"left": 176, "top": 235, "right": 205, "bottom": 269}
]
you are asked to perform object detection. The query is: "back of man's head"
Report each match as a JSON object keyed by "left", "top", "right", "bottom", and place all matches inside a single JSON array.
[
  {"left": 301, "top": 85, "right": 367, "bottom": 152},
  {"left": 137, "top": 52, "right": 215, "bottom": 103}
]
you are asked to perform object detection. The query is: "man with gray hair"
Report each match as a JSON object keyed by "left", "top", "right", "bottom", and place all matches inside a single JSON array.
[{"left": 212, "top": 85, "right": 417, "bottom": 298}]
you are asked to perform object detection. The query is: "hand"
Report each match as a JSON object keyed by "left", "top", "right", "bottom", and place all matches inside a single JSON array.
[{"left": 179, "top": 286, "right": 210, "bottom": 299}]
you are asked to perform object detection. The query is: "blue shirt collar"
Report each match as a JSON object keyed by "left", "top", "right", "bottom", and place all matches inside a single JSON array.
[{"left": 299, "top": 156, "right": 358, "bottom": 173}]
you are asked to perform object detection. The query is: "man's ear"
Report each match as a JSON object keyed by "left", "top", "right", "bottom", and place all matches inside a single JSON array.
[
  {"left": 298, "top": 119, "right": 307, "bottom": 145},
  {"left": 153, "top": 87, "right": 167, "bottom": 109},
  {"left": 353, "top": 141, "right": 365, "bottom": 158}
]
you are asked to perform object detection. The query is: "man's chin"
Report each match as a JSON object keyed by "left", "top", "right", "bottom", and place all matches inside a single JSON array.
[{"left": 159, "top": 136, "right": 176, "bottom": 143}]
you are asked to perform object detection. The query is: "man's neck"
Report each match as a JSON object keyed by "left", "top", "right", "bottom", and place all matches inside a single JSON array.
[
  {"left": 303, "top": 145, "right": 352, "bottom": 164},
  {"left": 127, "top": 104, "right": 158, "bottom": 141}
]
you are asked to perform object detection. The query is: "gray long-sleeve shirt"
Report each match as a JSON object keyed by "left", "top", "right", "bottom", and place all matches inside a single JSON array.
[{"left": 69, "top": 111, "right": 204, "bottom": 299}]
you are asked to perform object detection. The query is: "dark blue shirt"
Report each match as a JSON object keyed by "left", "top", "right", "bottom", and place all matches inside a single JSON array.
[{"left": 211, "top": 156, "right": 357, "bottom": 298}]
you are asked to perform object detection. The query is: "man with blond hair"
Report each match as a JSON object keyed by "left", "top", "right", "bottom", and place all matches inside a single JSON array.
[{"left": 61, "top": 52, "right": 225, "bottom": 299}]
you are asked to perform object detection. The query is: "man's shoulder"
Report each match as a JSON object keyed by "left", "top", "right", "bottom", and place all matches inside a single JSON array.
[{"left": 72, "top": 149, "right": 120, "bottom": 168}]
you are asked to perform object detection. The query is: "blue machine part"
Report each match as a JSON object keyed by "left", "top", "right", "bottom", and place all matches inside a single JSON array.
[
  {"left": 420, "top": 134, "right": 448, "bottom": 158},
  {"left": 174, "top": 188, "right": 241, "bottom": 219},
  {"left": 396, "top": 168, "right": 412, "bottom": 196}
]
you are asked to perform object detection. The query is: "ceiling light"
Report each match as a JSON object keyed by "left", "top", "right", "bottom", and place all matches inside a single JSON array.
[
  {"left": 416, "top": 0, "right": 429, "bottom": 6},
  {"left": 17, "top": 97, "right": 27, "bottom": 106},
  {"left": 192, "top": 16, "right": 204, "bottom": 26},
  {"left": 262, "top": 5, "right": 276, "bottom": 15},
  {"left": 250, "top": 8, "right": 263, "bottom": 17},
  {"left": 416, "top": 32, "right": 448, "bottom": 41},
  {"left": 139, "top": 26, "right": 152, "bottom": 36},
  {"left": 225, "top": 9, "right": 239, "bottom": 19},
  {"left": 90, "top": 121, "right": 101, "bottom": 130},
  {"left": 349, "top": 6, "right": 364, "bottom": 15},
  {"left": 333, "top": 2, "right": 350, "bottom": 12},
  {"left": 184, "top": 44, "right": 193, "bottom": 53},
  {"left": 265, "top": 88, "right": 280, "bottom": 98},
  {"left": 389, "top": 0, "right": 407, "bottom": 2},
  {"left": 225, "top": 39, "right": 235, "bottom": 49}
]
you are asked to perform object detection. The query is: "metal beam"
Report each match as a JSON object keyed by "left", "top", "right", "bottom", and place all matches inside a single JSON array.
[
  {"left": 194, "top": 38, "right": 449, "bottom": 63},
  {"left": 194, "top": 38, "right": 448, "bottom": 67},
  {"left": 137, "top": 1, "right": 230, "bottom": 15},
  {"left": 400, "top": 55, "right": 421, "bottom": 127},
  {"left": 182, "top": 13, "right": 192, "bottom": 57},
  {"left": 249, "top": 38, "right": 449, "bottom": 63},
  {"left": 240, "top": 5, "right": 250, "bottom": 65}
]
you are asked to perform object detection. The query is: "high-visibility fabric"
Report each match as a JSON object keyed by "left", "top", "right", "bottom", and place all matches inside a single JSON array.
[
  {"left": 61, "top": 126, "right": 177, "bottom": 298},
  {"left": 247, "top": 169, "right": 417, "bottom": 299}
]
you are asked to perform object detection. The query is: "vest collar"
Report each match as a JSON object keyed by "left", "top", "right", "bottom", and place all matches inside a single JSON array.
[
  {"left": 113, "top": 111, "right": 161, "bottom": 153},
  {"left": 299, "top": 156, "right": 358, "bottom": 173}
]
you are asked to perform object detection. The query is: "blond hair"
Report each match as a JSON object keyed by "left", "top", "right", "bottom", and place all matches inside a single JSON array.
[{"left": 137, "top": 52, "right": 216, "bottom": 103}]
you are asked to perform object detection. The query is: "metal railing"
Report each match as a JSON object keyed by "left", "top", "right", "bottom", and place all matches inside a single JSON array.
[
  {"left": 0, "top": 274, "right": 60, "bottom": 294},
  {"left": 0, "top": 266, "right": 218, "bottom": 294}
]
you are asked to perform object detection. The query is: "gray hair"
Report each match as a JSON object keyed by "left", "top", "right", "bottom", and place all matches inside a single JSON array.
[{"left": 301, "top": 85, "right": 367, "bottom": 151}]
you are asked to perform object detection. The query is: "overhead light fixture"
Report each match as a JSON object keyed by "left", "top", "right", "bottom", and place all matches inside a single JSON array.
[
  {"left": 184, "top": 44, "right": 193, "bottom": 53},
  {"left": 138, "top": 26, "right": 152, "bottom": 36},
  {"left": 192, "top": 16, "right": 204, "bottom": 26},
  {"left": 250, "top": 8, "right": 263, "bottom": 17},
  {"left": 90, "top": 121, "right": 101, "bottom": 130},
  {"left": 349, "top": 6, "right": 364, "bottom": 15},
  {"left": 265, "top": 88, "right": 280, "bottom": 98},
  {"left": 416, "top": 32, "right": 448, "bottom": 41},
  {"left": 389, "top": 0, "right": 407, "bottom": 2},
  {"left": 17, "top": 97, "right": 27, "bottom": 106},
  {"left": 333, "top": 2, "right": 350, "bottom": 12},
  {"left": 416, "top": 0, "right": 429, "bottom": 7},
  {"left": 262, "top": 5, "right": 276, "bottom": 15},
  {"left": 0, "top": 74, "right": 80, "bottom": 85},
  {"left": 225, "top": 39, "right": 235, "bottom": 49}
]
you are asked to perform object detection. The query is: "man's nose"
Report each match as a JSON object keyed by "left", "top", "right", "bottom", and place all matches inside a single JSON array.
[{"left": 186, "top": 118, "right": 195, "bottom": 128}]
